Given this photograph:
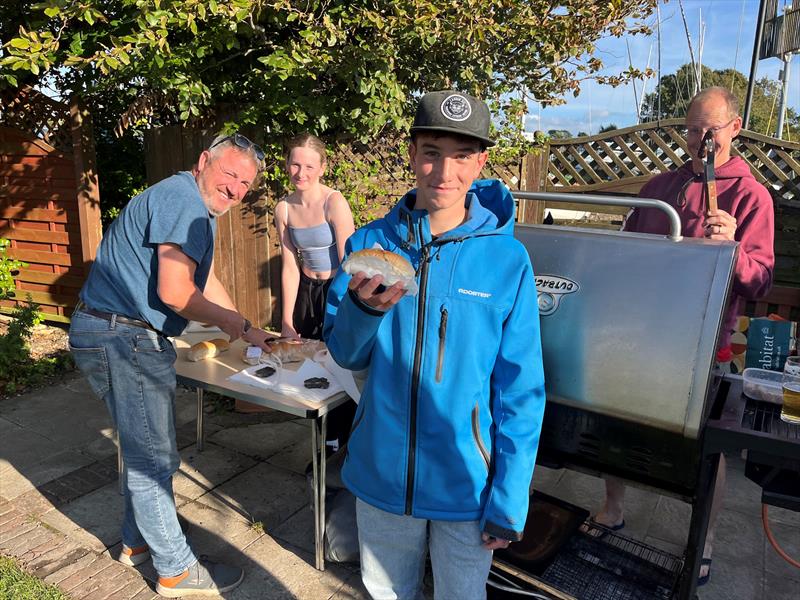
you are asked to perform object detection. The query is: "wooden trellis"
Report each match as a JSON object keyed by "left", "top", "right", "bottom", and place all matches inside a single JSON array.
[{"left": 531, "top": 118, "right": 800, "bottom": 286}]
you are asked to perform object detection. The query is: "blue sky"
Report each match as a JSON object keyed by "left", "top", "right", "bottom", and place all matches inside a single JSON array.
[{"left": 529, "top": 0, "right": 800, "bottom": 136}]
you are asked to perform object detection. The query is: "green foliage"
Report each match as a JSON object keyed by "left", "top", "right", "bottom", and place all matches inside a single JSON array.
[
  {"left": 598, "top": 123, "right": 619, "bottom": 133},
  {"left": 0, "top": 555, "right": 70, "bottom": 600},
  {"left": 547, "top": 129, "right": 572, "bottom": 139},
  {"left": 0, "top": 300, "right": 73, "bottom": 396},
  {"left": 0, "top": 238, "right": 26, "bottom": 302},
  {"left": 640, "top": 64, "right": 800, "bottom": 138},
  {"left": 0, "top": 0, "right": 656, "bottom": 143}
]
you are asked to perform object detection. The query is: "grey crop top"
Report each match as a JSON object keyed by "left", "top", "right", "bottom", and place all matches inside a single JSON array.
[{"left": 286, "top": 192, "right": 341, "bottom": 273}]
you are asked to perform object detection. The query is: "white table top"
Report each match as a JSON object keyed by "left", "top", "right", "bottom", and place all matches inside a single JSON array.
[{"left": 173, "top": 332, "right": 349, "bottom": 418}]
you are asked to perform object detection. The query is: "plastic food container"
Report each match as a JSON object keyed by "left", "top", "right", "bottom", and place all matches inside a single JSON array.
[{"left": 742, "top": 368, "right": 783, "bottom": 404}]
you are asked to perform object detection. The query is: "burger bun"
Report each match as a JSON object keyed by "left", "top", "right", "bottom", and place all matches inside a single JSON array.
[{"left": 342, "top": 249, "right": 418, "bottom": 295}]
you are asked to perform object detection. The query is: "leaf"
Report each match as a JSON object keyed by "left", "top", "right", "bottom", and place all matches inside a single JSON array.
[
  {"left": 8, "top": 38, "right": 30, "bottom": 50},
  {"left": 44, "top": 7, "right": 60, "bottom": 18}
]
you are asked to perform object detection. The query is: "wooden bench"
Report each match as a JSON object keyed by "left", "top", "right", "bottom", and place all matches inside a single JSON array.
[{"left": 742, "top": 285, "right": 800, "bottom": 322}]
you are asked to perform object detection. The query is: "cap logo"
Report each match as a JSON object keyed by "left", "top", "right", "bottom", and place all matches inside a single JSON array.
[{"left": 440, "top": 94, "right": 472, "bottom": 122}]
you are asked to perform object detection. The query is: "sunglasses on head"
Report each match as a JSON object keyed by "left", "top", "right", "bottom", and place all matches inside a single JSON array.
[{"left": 210, "top": 133, "right": 265, "bottom": 162}]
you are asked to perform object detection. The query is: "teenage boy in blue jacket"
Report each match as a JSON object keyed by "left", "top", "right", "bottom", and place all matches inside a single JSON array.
[{"left": 324, "top": 90, "right": 546, "bottom": 599}]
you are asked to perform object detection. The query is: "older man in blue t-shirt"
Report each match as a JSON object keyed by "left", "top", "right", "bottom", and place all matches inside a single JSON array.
[{"left": 69, "top": 134, "right": 273, "bottom": 597}]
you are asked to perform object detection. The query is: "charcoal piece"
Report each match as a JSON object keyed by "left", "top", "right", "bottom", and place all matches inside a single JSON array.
[
  {"left": 255, "top": 365, "right": 276, "bottom": 378},
  {"left": 304, "top": 377, "right": 330, "bottom": 389}
]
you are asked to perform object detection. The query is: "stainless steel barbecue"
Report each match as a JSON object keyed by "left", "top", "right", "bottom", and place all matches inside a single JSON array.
[{"left": 492, "top": 191, "right": 740, "bottom": 600}]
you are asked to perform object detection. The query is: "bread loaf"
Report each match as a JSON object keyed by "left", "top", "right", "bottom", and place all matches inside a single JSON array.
[
  {"left": 187, "top": 338, "right": 230, "bottom": 362},
  {"left": 342, "top": 248, "right": 418, "bottom": 295},
  {"left": 264, "top": 338, "right": 326, "bottom": 363}
]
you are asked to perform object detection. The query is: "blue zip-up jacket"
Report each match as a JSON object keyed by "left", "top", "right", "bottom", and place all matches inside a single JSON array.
[{"left": 323, "top": 179, "right": 546, "bottom": 541}]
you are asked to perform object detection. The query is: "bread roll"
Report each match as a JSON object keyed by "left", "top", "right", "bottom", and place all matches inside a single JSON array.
[
  {"left": 264, "top": 338, "right": 326, "bottom": 363},
  {"left": 187, "top": 338, "right": 230, "bottom": 362},
  {"left": 342, "top": 248, "right": 418, "bottom": 295}
]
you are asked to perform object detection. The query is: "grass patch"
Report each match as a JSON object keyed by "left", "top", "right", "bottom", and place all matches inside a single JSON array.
[
  {"left": 249, "top": 520, "right": 265, "bottom": 535},
  {"left": 0, "top": 555, "right": 70, "bottom": 599}
]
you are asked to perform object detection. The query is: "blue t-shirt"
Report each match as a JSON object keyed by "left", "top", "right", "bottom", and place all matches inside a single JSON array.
[{"left": 81, "top": 171, "right": 217, "bottom": 336}]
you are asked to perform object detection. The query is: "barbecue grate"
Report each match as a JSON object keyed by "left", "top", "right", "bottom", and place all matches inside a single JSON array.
[
  {"left": 538, "top": 523, "right": 682, "bottom": 600},
  {"left": 744, "top": 400, "right": 800, "bottom": 440}
]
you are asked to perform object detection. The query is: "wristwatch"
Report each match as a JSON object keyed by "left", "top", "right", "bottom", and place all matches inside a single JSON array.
[{"left": 242, "top": 317, "right": 252, "bottom": 335}]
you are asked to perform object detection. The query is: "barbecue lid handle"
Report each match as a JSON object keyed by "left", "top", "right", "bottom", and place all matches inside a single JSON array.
[{"left": 512, "top": 191, "right": 683, "bottom": 241}]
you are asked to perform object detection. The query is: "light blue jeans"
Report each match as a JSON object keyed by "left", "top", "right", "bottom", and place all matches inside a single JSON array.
[
  {"left": 356, "top": 498, "right": 493, "bottom": 600},
  {"left": 69, "top": 310, "right": 195, "bottom": 577}
]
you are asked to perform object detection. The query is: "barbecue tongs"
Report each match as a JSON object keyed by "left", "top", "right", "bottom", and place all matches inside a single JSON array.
[{"left": 698, "top": 130, "right": 718, "bottom": 213}]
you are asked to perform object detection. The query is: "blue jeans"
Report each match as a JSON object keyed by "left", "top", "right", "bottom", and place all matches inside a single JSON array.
[
  {"left": 356, "top": 498, "right": 493, "bottom": 600},
  {"left": 69, "top": 310, "right": 195, "bottom": 577}
]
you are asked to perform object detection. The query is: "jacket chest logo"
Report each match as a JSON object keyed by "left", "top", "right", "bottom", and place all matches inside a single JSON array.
[{"left": 458, "top": 288, "right": 492, "bottom": 299}]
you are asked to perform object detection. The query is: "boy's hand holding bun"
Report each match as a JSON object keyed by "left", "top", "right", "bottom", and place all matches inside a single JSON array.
[{"left": 342, "top": 249, "right": 416, "bottom": 311}]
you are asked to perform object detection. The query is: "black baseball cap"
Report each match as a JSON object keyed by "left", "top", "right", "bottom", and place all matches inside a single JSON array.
[{"left": 410, "top": 90, "right": 495, "bottom": 147}]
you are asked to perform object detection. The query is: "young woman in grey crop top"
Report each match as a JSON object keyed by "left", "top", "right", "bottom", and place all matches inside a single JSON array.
[
  {"left": 274, "top": 133, "right": 355, "bottom": 341},
  {"left": 275, "top": 133, "right": 356, "bottom": 452}
]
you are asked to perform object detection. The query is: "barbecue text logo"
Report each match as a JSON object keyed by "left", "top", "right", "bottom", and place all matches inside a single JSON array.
[{"left": 535, "top": 275, "right": 579, "bottom": 316}]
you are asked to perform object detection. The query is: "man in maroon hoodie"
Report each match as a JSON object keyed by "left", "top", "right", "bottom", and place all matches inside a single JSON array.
[{"left": 588, "top": 86, "right": 774, "bottom": 586}]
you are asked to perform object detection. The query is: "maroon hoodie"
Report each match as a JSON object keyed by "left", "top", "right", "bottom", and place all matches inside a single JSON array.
[{"left": 624, "top": 156, "right": 774, "bottom": 348}]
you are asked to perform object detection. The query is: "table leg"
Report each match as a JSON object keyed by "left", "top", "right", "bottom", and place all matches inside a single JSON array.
[
  {"left": 196, "top": 388, "right": 204, "bottom": 452},
  {"left": 311, "top": 414, "right": 328, "bottom": 571}
]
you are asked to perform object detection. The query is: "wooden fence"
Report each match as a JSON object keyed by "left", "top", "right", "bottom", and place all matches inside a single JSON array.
[
  {"left": 521, "top": 119, "right": 800, "bottom": 286},
  {"left": 142, "top": 128, "right": 530, "bottom": 328},
  {"left": 0, "top": 88, "right": 102, "bottom": 322},
  {"left": 142, "top": 121, "right": 799, "bottom": 327}
]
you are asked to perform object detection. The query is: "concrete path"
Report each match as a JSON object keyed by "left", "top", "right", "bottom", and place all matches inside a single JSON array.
[{"left": 1, "top": 372, "right": 797, "bottom": 599}]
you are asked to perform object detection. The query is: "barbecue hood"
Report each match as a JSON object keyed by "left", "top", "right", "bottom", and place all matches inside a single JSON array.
[{"left": 514, "top": 192, "right": 738, "bottom": 439}]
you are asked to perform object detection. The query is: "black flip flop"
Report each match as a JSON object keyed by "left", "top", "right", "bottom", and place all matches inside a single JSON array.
[{"left": 581, "top": 517, "right": 625, "bottom": 539}]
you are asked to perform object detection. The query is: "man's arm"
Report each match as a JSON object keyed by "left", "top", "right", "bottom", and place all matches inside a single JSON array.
[
  {"left": 157, "top": 243, "right": 273, "bottom": 348},
  {"left": 203, "top": 260, "right": 237, "bottom": 311}
]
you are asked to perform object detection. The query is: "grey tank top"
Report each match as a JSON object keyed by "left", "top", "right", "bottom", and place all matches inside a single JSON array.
[{"left": 286, "top": 192, "right": 340, "bottom": 273}]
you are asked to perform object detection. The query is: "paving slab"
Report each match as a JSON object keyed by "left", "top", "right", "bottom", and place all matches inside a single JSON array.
[
  {"left": 1, "top": 375, "right": 112, "bottom": 450},
  {"left": 712, "top": 505, "right": 766, "bottom": 565},
  {"left": 208, "top": 420, "right": 309, "bottom": 463},
  {"left": 763, "top": 573, "right": 800, "bottom": 600},
  {"left": 645, "top": 494, "right": 691, "bottom": 547},
  {"left": 0, "top": 450, "right": 95, "bottom": 500},
  {"left": 696, "top": 548, "right": 765, "bottom": 600},
  {"left": 192, "top": 461, "right": 309, "bottom": 532},
  {"left": 720, "top": 456, "right": 764, "bottom": 519},
  {"left": 763, "top": 519, "right": 800, "bottom": 580},
  {"left": 530, "top": 464, "right": 564, "bottom": 492},
  {"left": 233, "top": 533, "right": 361, "bottom": 600},
  {"left": 271, "top": 498, "right": 316, "bottom": 555},
  {"left": 172, "top": 443, "right": 258, "bottom": 502},
  {"left": 0, "top": 415, "right": 19, "bottom": 436},
  {"left": 0, "top": 425, "right": 65, "bottom": 474},
  {"left": 40, "top": 482, "right": 123, "bottom": 553}
]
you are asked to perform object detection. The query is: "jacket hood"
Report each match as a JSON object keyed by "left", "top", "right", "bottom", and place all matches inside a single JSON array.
[
  {"left": 677, "top": 155, "right": 755, "bottom": 181},
  {"left": 385, "top": 178, "right": 515, "bottom": 246}
]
